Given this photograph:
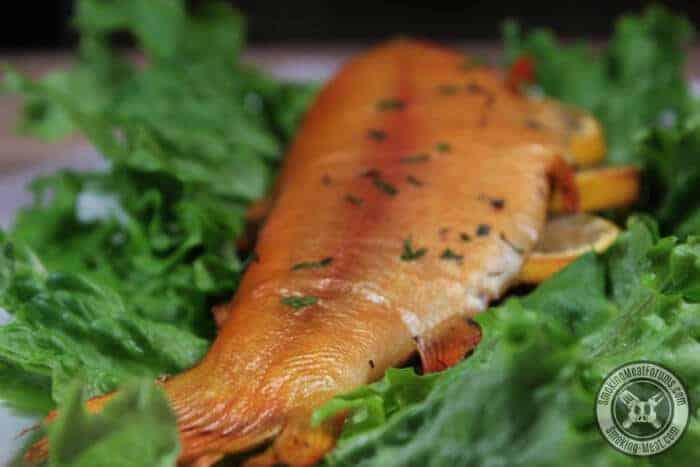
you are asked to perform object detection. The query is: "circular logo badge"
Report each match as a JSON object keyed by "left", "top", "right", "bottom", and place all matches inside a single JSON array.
[{"left": 596, "top": 362, "right": 689, "bottom": 456}]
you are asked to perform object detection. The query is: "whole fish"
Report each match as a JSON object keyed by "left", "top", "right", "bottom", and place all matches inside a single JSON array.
[{"left": 28, "top": 39, "right": 601, "bottom": 466}]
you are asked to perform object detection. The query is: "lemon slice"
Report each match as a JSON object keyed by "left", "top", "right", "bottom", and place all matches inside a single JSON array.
[
  {"left": 519, "top": 214, "right": 620, "bottom": 284},
  {"left": 566, "top": 113, "right": 607, "bottom": 167},
  {"left": 550, "top": 166, "right": 640, "bottom": 213},
  {"left": 529, "top": 99, "right": 606, "bottom": 167}
]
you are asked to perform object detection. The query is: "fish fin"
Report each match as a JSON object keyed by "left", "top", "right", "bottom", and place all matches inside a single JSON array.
[
  {"left": 165, "top": 377, "right": 283, "bottom": 464},
  {"left": 416, "top": 315, "right": 482, "bottom": 373},
  {"left": 24, "top": 438, "right": 48, "bottom": 466},
  {"left": 191, "top": 453, "right": 225, "bottom": 467},
  {"left": 242, "top": 410, "right": 345, "bottom": 467},
  {"left": 212, "top": 302, "right": 232, "bottom": 328},
  {"left": 548, "top": 156, "right": 580, "bottom": 213},
  {"left": 236, "top": 195, "right": 274, "bottom": 251}
]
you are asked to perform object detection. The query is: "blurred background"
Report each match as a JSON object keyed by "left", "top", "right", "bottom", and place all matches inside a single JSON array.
[
  {"left": 2, "top": 0, "right": 699, "bottom": 49},
  {"left": 2, "top": 1, "right": 699, "bottom": 181}
]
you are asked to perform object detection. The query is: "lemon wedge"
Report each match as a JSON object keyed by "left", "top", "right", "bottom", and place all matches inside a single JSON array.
[{"left": 519, "top": 214, "right": 620, "bottom": 284}]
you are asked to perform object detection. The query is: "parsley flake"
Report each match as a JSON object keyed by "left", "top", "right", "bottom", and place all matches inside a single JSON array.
[
  {"left": 490, "top": 198, "right": 505, "bottom": 210},
  {"left": 525, "top": 118, "right": 543, "bottom": 130},
  {"left": 281, "top": 296, "right": 318, "bottom": 309},
  {"left": 376, "top": 98, "right": 405, "bottom": 111},
  {"left": 406, "top": 175, "right": 423, "bottom": 187},
  {"left": 367, "top": 128, "right": 387, "bottom": 141},
  {"left": 291, "top": 257, "right": 333, "bottom": 271},
  {"left": 374, "top": 178, "right": 398, "bottom": 195},
  {"left": 435, "top": 142, "right": 452, "bottom": 153},
  {"left": 437, "top": 84, "right": 459, "bottom": 95},
  {"left": 500, "top": 232, "right": 524, "bottom": 255},
  {"left": 440, "top": 248, "right": 464, "bottom": 262},
  {"left": 460, "top": 55, "right": 488, "bottom": 70},
  {"left": 400, "top": 153, "right": 431, "bottom": 164},
  {"left": 466, "top": 82, "right": 486, "bottom": 94},
  {"left": 345, "top": 194, "right": 364, "bottom": 206},
  {"left": 476, "top": 224, "right": 491, "bottom": 236},
  {"left": 401, "top": 238, "right": 427, "bottom": 261}
]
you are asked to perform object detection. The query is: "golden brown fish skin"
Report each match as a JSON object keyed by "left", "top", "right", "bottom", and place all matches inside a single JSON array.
[{"left": 26, "top": 39, "right": 587, "bottom": 466}]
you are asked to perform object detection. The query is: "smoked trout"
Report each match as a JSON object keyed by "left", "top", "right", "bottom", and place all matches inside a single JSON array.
[{"left": 27, "top": 39, "right": 603, "bottom": 466}]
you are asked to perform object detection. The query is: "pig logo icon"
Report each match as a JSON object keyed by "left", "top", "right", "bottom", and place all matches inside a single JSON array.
[
  {"left": 618, "top": 389, "right": 665, "bottom": 430},
  {"left": 596, "top": 362, "right": 689, "bottom": 456}
]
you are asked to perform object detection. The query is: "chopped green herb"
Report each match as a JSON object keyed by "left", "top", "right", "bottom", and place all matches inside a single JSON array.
[
  {"left": 437, "top": 84, "right": 459, "bottom": 95},
  {"left": 435, "top": 142, "right": 452, "bottom": 153},
  {"left": 500, "top": 232, "right": 524, "bottom": 254},
  {"left": 400, "top": 154, "right": 431, "bottom": 164},
  {"left": 460, "top": 55, "right": 488, "bottom": 70},
  {"left": 376, "top": 98, "right": 405, "bottom": 111},
  {"left": 476, "top": 224, "right": 491, "bottom": 236},
  {"left": 490, "top": 198, "right": 505, "bottom": 210},
  {"left": 362, "top": 167, "right": 402, "bottom": 194},
  {"left": 466, "top": 82, "right": 486, "bottom": 94},
  {"left": 362, "top": 168, "right": 382, "bottom": 178},
  {"left": 291, "top": 257, "right": 334, "bottom": 271},
  {"left": 281, "top": 296, "right": 319, "bottom": 309},
  {"left": 401, "top": 238, "right": 427, "bottom": 261},
  {"left": 440, "top": 248, "right": 464, "bottom": 262},
  {"left": 345, "top": 194, "right": 364, "bottom": 206},
  {"left": 367, "top": 128, "right": 387, "bottom": 141},
  {"left": 460, "top": 232, "right": 472, "bottom": 242},
  {"left": 406, "top": 175, "right": 423, "bottom": 187},
  {"left": 524, "top": 118, "right": 543, "bottom": 130},
  {"left": 373, "top": 177, "right": 398, "bottom": 196}
]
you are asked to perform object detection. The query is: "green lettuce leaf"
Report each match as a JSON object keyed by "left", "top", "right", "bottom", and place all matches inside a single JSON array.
[
  {"left": 0, "top": 0, "right": 315, "bottom": 413},
  {"left": 504, "top": 5, "right": 695, "bottom": 166},
  {"left": 0, "top": 234, "right": 209, "bottom": 406},
  {"left": 317, "top": 218, "right": 700, "bottom": 466},
  {"left": 636, "top": 115, "right": 700, "bottom": 237},
  {"left": 504, "top": 6, "right": 700, "bottom": 236},
  {"left": 47, "top": 379, "right": 179, "bottom": 467}
]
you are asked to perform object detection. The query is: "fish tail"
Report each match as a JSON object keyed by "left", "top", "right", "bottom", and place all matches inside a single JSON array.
[
  {"left": 22, "top": 383, "right": 335, "bottom": 467},
  {"left": 240, "top": 410, "right": 346, "bottom": 467},
  {"left": 169, "top": 379, "right": 344, "bottom": 466}
]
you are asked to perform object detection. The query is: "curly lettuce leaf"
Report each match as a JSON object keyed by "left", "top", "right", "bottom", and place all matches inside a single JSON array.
[
  {"left": 317, "top": 218, "right": 700, "bottom": 466},
  {"left": 0, "top": 0, "right": 315, "bottom": 413},
  {"left": 0, "top": 234, "right": 209, "bottom": 408},
  {"left": 504, "top": 5, "right": 695, "bottom": 166},
  {"left": 635, "top": 115, "right": 700, "bottom": 237},
  {"left": 504, "top": 6, "right": 700, "bottom": 237},
  {"left": 47, "top": 380, "right": 179, "bottom": 467}
]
